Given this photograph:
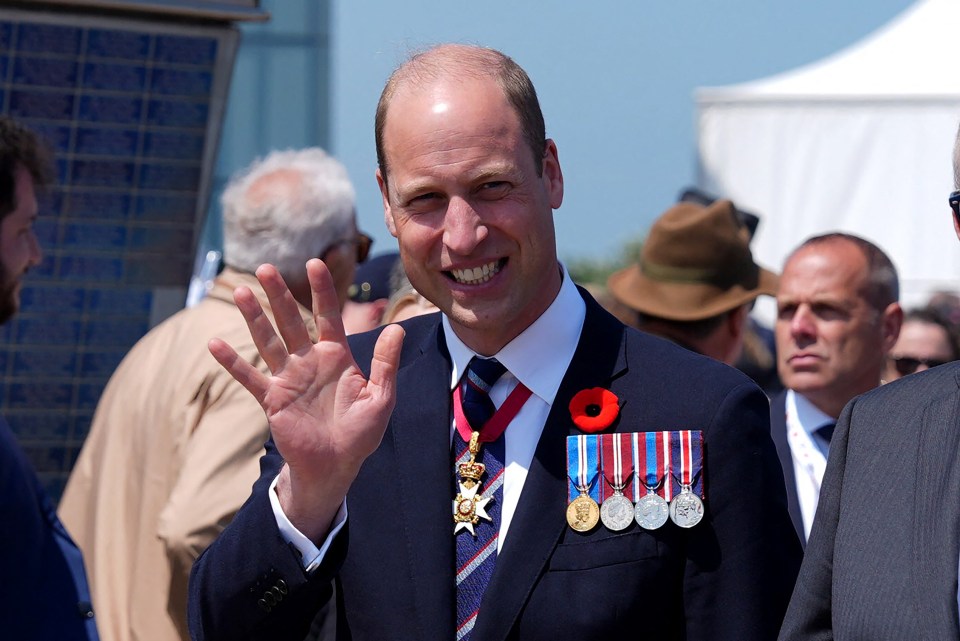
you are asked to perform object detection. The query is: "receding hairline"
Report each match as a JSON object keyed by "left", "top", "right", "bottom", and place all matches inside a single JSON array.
[
  {"left": 375, "top": 44, "right": 546, "bottom": 185},
  {"left": 382, "top": 44, "right": 514, "bottom": 102},
  {"left": 784, "top": 232, "right": 899, "bottom": 310}
]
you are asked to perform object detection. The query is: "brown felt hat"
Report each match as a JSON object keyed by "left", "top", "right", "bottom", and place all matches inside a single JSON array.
[{"left": 608, "top": 200, "right": 778, "bottom": 321}]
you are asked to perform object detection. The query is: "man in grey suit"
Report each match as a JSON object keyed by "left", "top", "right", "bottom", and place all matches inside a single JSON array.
[{"left": 778, "top": 124, "right": 960, "bottom": 639}]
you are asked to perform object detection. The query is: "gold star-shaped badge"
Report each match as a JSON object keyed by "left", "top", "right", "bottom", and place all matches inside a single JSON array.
[{"left": 453, "top": 481, "right": 492, "bottom": 536}]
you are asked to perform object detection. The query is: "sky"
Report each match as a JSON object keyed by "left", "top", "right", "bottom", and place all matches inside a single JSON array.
[{"left": 330, "top": 0, "right": 915, "bottom": 266}]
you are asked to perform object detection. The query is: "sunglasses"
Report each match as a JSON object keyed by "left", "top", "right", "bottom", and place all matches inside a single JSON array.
[
  {"left": 354, "top": 232, "right": 373, "bottom": 263},
  {"left": 326, "top": 232, "right": 373, "bottom": 264},
  {"left": 889, "top": 355, "right": 949, "bottom": 377},
  {"left": 949, "top": 190, "right": 960, "bottom": 227}
]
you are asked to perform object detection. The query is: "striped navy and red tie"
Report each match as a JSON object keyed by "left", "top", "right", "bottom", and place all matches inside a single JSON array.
[{"left": 455, "top": 357, "right": 507, "bottom": 641}]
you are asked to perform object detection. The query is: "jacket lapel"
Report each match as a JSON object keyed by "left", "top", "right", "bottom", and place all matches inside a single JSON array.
[
  {"left": 390, "top": 324, "right": 457, "bottom": 640},
  {"left": 471, "top": 295, "right": 627, "bottom": 641},
  {"left": 769, "top": 392, "right": 804, "bottom": 545},
  {"left": 912, "top": 366, "right": 960, "bottom": 641}
]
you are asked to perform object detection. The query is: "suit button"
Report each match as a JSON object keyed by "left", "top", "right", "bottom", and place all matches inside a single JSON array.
[
  {"left": 276, "top": 579, "right": 288, "bottom": 594},
  {"left": 77, "top": 601, "right": 94, "bottom": 618},
  {"left": 257, "top": 598, "right": 271, "bottom": 613},
  {"left": 263, "top": 591, "right": 277, "bottom": 606},
  {"left": 270, "top": 585, "right": 284, "bottom": 601}
]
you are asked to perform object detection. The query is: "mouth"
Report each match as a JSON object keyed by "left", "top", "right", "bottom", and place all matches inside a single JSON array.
[{"left": 447, "top": 259, "right": 505, "bottom": 285}]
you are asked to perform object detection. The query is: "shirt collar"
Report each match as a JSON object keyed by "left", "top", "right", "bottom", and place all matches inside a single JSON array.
[
  {"left": 788, "top": 389, "right": 835, "bottom": 436},
  {"left": 443, "top": 264, "right": 586, "bottom": 405}
]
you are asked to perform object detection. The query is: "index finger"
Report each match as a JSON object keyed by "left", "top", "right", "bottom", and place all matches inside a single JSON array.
[{"left": 307, "top": 258, "right": 348, "bottom": 345}]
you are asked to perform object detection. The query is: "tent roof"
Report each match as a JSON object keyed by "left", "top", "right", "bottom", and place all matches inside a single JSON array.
[{"left": 698, "top": 0, "right": 960, "bottom": 102}]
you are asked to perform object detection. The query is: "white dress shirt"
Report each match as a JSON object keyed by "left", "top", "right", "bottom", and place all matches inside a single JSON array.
[
  {"left": 273, "top": 265, "right": 586, "bottom": 568},
  {"left": 785, "top": 389, "right": 834, "bottom": 540}
]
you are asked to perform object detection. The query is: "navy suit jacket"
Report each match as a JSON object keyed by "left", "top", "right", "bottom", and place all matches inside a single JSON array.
[
  {"left": 780, "top": 363, "right": 960, "bottom": 640},
  {"left": 770, "top": 391, "right": 805, "bottom": 545},
  {"left": 190, "top": 292, "right": 802, "bottom": 641},
  {"left": 0, "top": 416, "right": 99, "bottom": 640}
]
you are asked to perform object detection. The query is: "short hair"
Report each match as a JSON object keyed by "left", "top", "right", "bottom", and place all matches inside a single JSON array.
[
  {"left": 0, "top": 116, "right": 53, "bottom": 221},
  {"left": 637, "top": 310, "right": 730, "bottom": 341},
  {"left": 374, "top": 44, "right": 546, "bottom": 186},
  {"left": 220, "top": 148, "right": 356, "bottom": 282},
  {"left": 788, "top": 232, "right": 899, "bottom": 312}
]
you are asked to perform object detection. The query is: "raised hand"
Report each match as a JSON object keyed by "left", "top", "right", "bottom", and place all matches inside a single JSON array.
[{"left": 208, "top": 258, "right": 405, "bottom": 541}]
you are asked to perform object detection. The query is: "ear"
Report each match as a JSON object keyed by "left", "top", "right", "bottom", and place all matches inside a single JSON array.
[
  {"left": 369, "top": 297, "right": 389, "bottom": 325},
  {"left": 879, "top": 302, "right": 904, "bottom": 352},
  {"left": 954, "top": 205, "right": 960, "bottom": 243},
  {"left": 727, "top": 304, "right": 749, "bottom": 340},
  {"left": 542, "top": 139, "right": 564, "bottom": 210},
  {"left": 717, "top": 304, "right": 750, "bottom": 365},
  {"left": 377, "top": 168, "right": 397, "bottom": 238}
]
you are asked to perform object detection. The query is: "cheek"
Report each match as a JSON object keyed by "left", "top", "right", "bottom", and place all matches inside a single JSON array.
[
  {"left": 396, "top": 221, "right": 440, "bottom": 261},
  {"left": 774, "top": 323, "right": 792, "bottom": 346}
]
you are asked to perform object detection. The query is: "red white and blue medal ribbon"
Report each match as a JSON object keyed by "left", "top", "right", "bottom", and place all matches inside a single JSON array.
[
  {"left": 565, "top": 435, "right": 601, "bottom": 532},
  {"left": 566, "top": 434, "right": 600, "bottom": 501},
  {"left": 668, "top": 430, "right": 704, "bottom": 497},
  {"left": 668, "top": 430, "right": 705, "bottom": 528},
  {"left": 632, "top": 431, "right": 670, "bottom": 530}
]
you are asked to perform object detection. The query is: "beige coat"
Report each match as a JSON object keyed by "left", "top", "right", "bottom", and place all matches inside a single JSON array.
[{"left": 58, "top": 268, "right": 315, "bottom": 641}]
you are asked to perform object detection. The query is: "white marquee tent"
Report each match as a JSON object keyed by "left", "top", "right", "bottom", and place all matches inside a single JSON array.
[{"left": 697, "top": 0, "right": 960, "bottom": 315}]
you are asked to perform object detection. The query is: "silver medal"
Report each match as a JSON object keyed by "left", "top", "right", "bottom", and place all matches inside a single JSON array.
[
  {"left": 600, "top": 493, "right": 634, "bottom": 531},
  {"left": 669, "top": 487, "right": 704, "bottom": 529},
  {"left": 634, "top": 492, "right": 669, "bottom": 530}
]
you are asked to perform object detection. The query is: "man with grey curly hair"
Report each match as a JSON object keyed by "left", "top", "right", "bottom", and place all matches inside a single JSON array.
[{"left": 59, "top": 147, "right": 367, "bottom": 641}]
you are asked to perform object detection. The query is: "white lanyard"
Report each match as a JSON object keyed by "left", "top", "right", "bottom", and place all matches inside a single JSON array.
[{"left": 785, "top": 392, "right": 829, "bottom": 540}]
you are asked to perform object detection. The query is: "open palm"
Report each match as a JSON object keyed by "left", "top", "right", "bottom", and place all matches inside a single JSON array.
[{"left": 208, "top": 259, "right": 404, "bottom": 539}]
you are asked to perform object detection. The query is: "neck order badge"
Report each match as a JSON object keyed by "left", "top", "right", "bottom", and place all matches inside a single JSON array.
[
  {"left": 452, "top": 359, "right": 531, "bottom": 641},
  {"left": 451, "top": 366, "right": 531, "bottom": 536}
]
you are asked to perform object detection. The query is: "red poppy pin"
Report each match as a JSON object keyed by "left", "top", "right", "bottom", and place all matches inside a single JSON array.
[{"left": 569, "top": 387, "right": 619, "bottom": 433}]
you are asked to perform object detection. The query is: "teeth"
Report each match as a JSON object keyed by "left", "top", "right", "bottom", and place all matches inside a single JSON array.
[{"left": 451, "top": 261, "right": 500, "bottom": 285}]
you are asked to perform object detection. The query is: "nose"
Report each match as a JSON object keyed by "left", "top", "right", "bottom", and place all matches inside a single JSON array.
[
  {"left": 27, "top": 229, "right": 42, "bottom": 267},
  {"left": 442, "top": 197, "right": 487, "bottom": 256},
  {"left": 790, "top": 305, "right": 816, "bottom": 341}
]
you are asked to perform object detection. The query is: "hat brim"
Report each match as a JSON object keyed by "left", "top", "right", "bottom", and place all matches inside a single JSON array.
[{"left": 607, "top": 264, "right": 778, "bottom": 322}]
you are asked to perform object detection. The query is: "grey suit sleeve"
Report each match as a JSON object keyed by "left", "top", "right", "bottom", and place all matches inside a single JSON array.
[{"left": 777, "top": 399, "right": 855, "bottom": 641}]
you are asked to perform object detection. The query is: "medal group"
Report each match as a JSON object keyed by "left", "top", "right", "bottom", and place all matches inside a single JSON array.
[{"left": 566, "top": 431, "right": 705, "bottom": 533}]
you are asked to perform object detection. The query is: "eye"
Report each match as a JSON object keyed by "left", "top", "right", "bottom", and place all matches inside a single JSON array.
[
  {"left": 811, "top": 303, "right": 846, "bottom": 321},
  {"left": 409, "top": 192, "right": 440, "bottom": 204},
  {"left": 776, "top": 304, "right": 796, "bottom": 320},
  {"left": 403, "top": 192, "right": 446, "bottom": 213},
  {"left": 477, "top": 181, "right": 510, "bottom": 199}
]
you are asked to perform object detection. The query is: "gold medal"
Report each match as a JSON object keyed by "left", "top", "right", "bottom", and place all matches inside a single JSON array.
[
  {"left": 566, "top": 492, "right": 600, "bottom": 532},
  {"left": 454, "top": 431, "right": 493, "bottom": 536}
]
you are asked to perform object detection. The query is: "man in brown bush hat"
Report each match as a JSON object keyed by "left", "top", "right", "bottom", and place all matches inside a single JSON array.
[{"left": 608, "top": 199, "right": 778, "bottom": 365}]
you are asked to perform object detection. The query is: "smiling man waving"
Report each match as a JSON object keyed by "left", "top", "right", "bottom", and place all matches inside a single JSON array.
[{"left": 188, "top": 44, "right": 801, "bottom": 641}]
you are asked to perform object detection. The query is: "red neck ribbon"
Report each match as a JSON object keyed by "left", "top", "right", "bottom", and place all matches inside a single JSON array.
[{"left": 453, "top": 379, "right": 533, "bottom": 444}]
